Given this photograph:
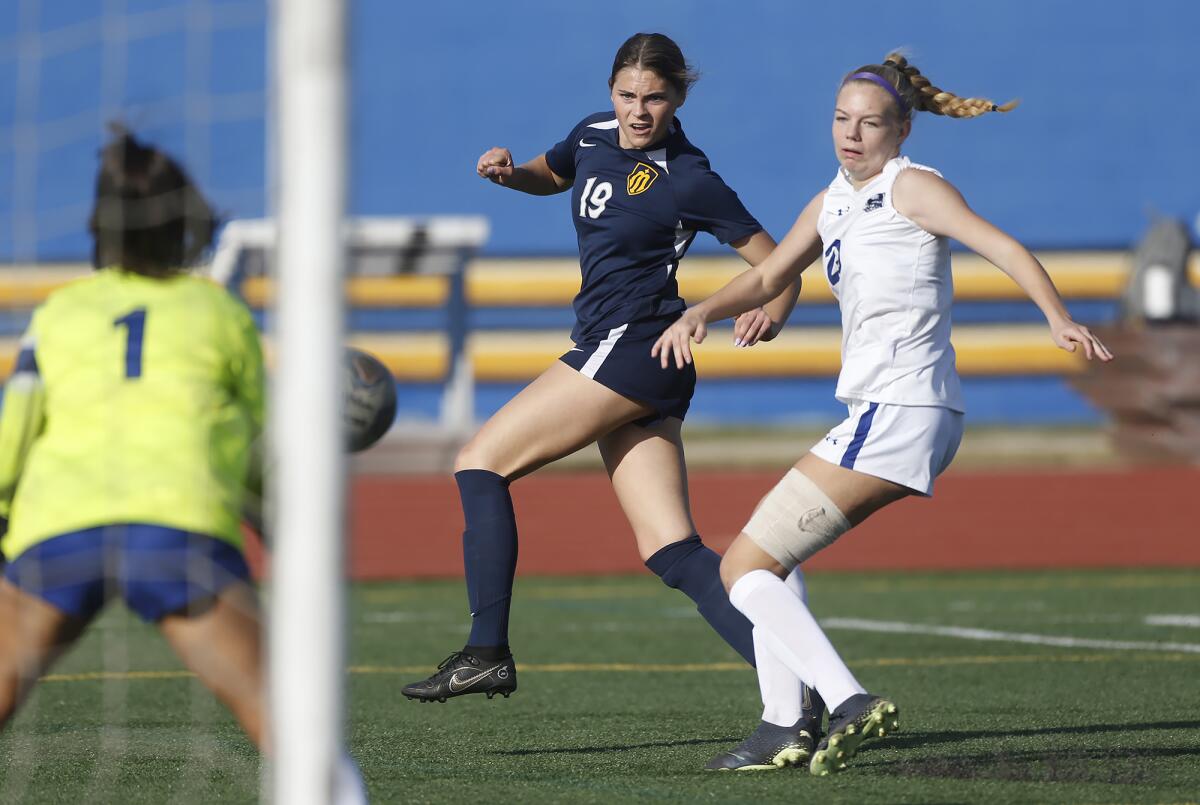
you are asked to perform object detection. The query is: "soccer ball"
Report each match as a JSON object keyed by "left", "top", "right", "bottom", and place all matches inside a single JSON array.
[{"left": 344, "top": 347, "right": 397, "bottom": 452}]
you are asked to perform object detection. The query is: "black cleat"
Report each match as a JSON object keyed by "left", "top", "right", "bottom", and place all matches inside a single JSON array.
[
  {"left": 801, "top": 683, "right": 826, "bottom": 749},
  {"left": 402, "top": 651, "right": 517, "bottom": 703},
  {"left": 809, "top": 693, "right": 899, "bottom": 776},
  {"left": 704, "top": 719, "right": 815, "bottom": 771}
]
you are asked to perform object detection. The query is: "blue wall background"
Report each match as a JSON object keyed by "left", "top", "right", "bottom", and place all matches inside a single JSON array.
[{"left": 2, "top": 0, "right": 1198, "bottom": 260}]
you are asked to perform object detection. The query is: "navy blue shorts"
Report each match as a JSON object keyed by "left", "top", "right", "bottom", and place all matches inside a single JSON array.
[
  {"left": 4, "top": 524, "right": 251, "bottom": 622},
  {"left": 560, "top": 321, "right": 696, "bottom": 425}
]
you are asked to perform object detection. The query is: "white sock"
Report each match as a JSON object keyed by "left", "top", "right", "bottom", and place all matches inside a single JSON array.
[
  {"left": 782, "top": 571, "right": 820, "bottom": 710},
  {"left": 754, "top": 626, "right": 802, "bottom": 727},
  {"left": 730, "top": 569, "right": 866, "bottom": 712},
  {"left": 785, "top": 566, "right": 808, "bottom": 603},
  {"left": 783, "top": 566, "right": 822, "bottom": 714}
]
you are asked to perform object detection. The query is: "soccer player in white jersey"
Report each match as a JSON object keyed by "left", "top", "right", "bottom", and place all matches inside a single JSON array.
[{"left": 653, "top": 53, "right": 1113, "bottom": 774}]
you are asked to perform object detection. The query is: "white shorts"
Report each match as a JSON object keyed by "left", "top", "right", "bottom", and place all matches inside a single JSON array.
[{"left": 808, "top": 399, "right": 963, "bottom": 496}]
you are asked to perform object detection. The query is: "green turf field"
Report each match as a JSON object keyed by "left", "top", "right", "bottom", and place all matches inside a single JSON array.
[{"left": 3, "top": 570, "right": 1199, "bottom": 804}]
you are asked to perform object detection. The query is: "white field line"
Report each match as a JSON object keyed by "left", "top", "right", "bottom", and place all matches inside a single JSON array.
[
  {"left": 1145, "top": 614, "right": 1200, "bottom": 628},
  {"left": 821, "top": 617, "right": 1200, "bottom": 654}
]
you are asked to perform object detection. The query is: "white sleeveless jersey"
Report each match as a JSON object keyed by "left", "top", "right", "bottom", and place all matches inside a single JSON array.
[{"left": 817, "top": 156, "right": 964, "bottom": 412}]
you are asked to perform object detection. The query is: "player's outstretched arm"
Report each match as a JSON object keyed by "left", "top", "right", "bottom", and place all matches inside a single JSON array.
[
  {"left": 476, "top": 148, "right": 571, "bottom": 196},
  {"left": 240, "top": 434, "right": 267, "bottom": 544},
  {"left": 652, "top": 192, "right": 824, "bottom": 369},
  {"left": 225, "top": 296, "right": 268, "bottom": 541},
  {"left": 893, "top": 169, "right": 1114, "bottom": 362},
  {"left": 728, "top": 230, "right": 805, "bottom": 346},
  {"left": 0, "top": 331, "right": 46, "bottom": 524}
]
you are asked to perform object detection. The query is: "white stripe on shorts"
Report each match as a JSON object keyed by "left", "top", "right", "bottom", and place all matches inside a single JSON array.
[{"left": 580, "top": 324, "right": 628, "bottom": 379}]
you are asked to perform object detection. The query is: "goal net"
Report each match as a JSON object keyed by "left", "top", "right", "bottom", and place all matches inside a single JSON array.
[{"left": 0, "top": 3, "right": 407, "bottom": 802}]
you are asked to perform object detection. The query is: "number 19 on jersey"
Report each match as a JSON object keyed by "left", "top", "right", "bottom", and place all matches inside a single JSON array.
[{"left": 579, "top": 177, "right": 613, "bottom": 219}]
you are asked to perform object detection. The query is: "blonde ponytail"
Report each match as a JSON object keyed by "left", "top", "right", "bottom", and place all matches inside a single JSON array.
[{"left": 845, "top": 54, "right": 1019, "bottom": 120}]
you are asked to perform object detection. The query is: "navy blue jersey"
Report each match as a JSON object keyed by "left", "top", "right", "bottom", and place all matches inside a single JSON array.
[{"left": 544, "top": 112, "right": 761, "bottom": 343}]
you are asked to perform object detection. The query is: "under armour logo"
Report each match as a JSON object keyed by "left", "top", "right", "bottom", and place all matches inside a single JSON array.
[{"left": 797, "top": 507, "right": 825, "bottom": 532}]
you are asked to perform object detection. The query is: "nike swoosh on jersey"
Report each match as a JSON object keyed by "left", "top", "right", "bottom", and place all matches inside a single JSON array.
[
  {"left": 579, "top": 139, "right": 598, "bottom": 147},
  {"left": 448, "top": 667, "right": 496, "bottom": 692}
]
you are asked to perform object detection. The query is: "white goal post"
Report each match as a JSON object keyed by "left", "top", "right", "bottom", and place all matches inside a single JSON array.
[
  {"left": 270, "top": 0, "right": 347, "bottom": 802},
  {"left": 270, "top": 1, "right": 489, "bottom": 795}
]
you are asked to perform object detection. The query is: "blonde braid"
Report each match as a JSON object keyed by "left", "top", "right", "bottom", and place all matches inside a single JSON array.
[{"left": 882, "top": 53, "right": 1018, "bottom": 118}]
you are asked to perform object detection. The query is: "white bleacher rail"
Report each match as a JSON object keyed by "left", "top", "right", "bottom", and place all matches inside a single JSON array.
[{"left": 208, "top": 215, "right": 489, "bottom": 437}]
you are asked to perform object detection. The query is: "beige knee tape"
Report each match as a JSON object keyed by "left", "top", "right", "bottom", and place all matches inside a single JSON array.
[{"left": 743, "top": 468, "right": 850, "bottom": 571}]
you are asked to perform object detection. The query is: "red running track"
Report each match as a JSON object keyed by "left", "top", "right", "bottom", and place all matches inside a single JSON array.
[{"left": 331, "top": 467, "right": 1200, "bottom": 579}]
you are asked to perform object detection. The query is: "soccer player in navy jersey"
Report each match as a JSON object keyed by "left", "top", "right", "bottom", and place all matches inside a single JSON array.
[{"left": 402, "top": 33, "right": 818, "bottom": 728}]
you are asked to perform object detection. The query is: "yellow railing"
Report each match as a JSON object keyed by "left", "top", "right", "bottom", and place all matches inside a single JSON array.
[{"left": 4, "top": 252, "right": 1197, "bottom": 309}]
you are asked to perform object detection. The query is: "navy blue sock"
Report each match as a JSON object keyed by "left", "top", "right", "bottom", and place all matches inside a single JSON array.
[
  {"left": 455, "top": 469, "right": 518, "bottom": 652},
  {"left": 645, "top": 535, "right": 755, "bottom": 667}
]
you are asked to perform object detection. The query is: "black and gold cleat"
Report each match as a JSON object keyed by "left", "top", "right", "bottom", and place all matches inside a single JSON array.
[
  {"left": 808, "top": 694, "right": 899, "bottom": 776},
  {"left": 401, "top": 650, "right": 517, "bottom": 703},
  {"left": 704, "top": 719, "right": 815, "bottom": 771}
]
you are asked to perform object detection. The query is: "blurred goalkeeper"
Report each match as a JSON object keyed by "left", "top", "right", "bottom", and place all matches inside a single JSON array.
[{"left": 0, "top": 127, "right": 267, "bottom": 745}]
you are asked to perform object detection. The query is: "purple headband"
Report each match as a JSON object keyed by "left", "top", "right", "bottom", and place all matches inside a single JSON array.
[{"left": 847, "top": 71, "right": 908, "bottom": 117}]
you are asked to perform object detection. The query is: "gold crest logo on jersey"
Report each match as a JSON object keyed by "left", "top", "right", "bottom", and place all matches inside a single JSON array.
[{"left": 626, "top": 162, "right": 659, "bottom": 196}]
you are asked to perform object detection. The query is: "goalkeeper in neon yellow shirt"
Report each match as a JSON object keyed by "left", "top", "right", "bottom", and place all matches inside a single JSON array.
[{"left": 0, "top": 128, "right": 266, "bottom": 745}]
